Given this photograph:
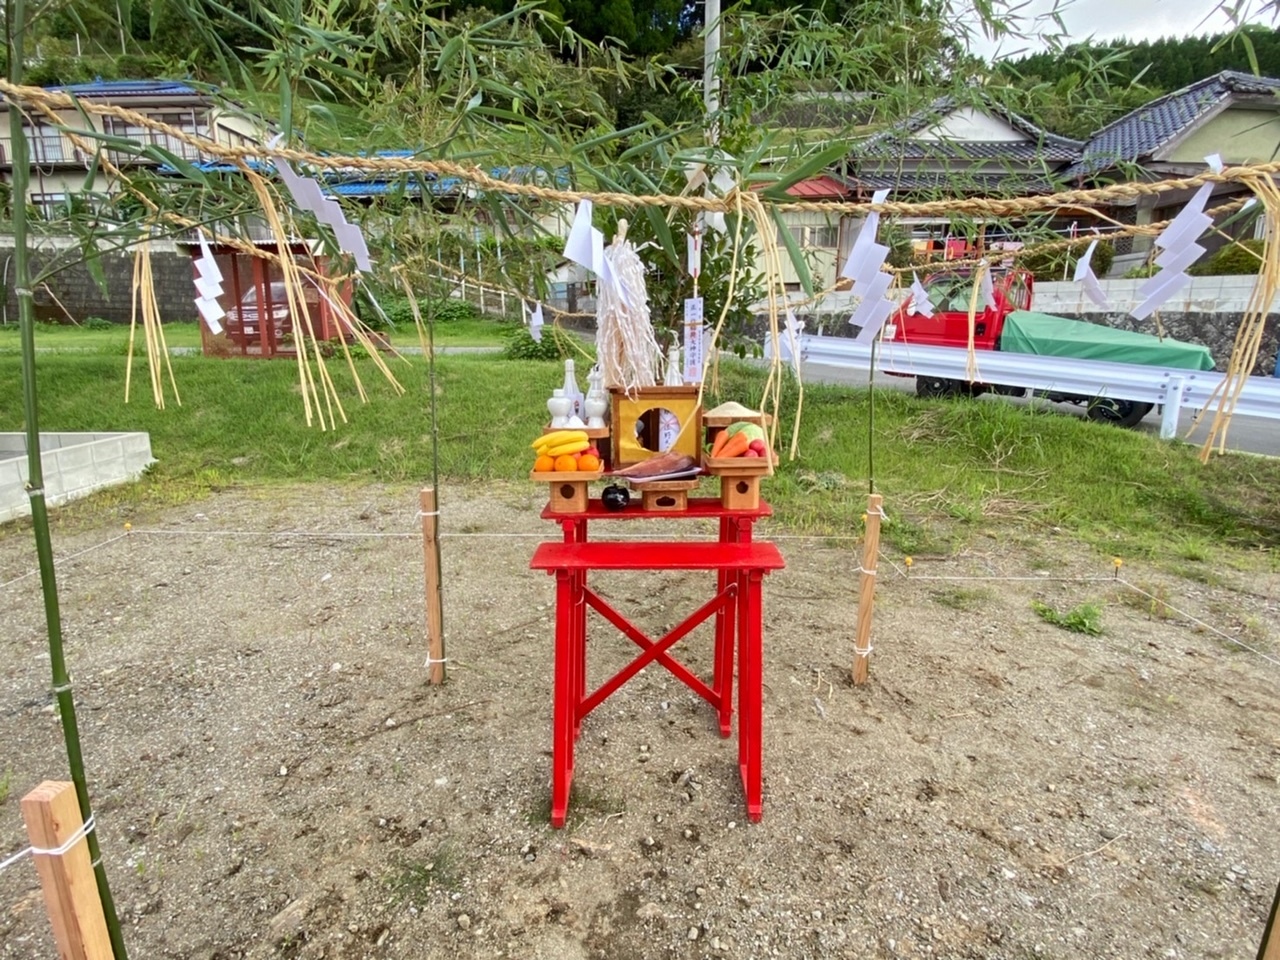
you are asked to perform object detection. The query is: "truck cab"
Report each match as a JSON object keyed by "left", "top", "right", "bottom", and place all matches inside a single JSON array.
[{"left": 887, "top": 268, "right": 1033, "bottom": 350}]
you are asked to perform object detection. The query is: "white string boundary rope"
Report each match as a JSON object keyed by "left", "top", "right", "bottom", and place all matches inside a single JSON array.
[
  {"left": 0, "top": 815, "right": 95, "bottom": 875},
  {"left": 1, "top": 523, "right": 1274, "bottom": 669}
]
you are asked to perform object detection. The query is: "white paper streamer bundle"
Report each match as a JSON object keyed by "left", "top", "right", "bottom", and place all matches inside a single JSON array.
[
  {"left": 840, "top": 189, "right": 897, "bottom": 343},
  {"left": 596, "top": 226, "right": 660, "bottom": 392},
  {"left": 1074, "top": 238, "right": 1111, "bottom": 309},
  {"left": 907, "top": 272, "right": 935, "bottom": 318}
]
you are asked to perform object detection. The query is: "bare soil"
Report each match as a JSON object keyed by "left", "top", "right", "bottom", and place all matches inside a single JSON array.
[{"left": 1, "top": 482, "right": 1278, "bottom": 960}]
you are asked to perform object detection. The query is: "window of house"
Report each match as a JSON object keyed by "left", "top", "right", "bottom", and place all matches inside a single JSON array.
[
  {"left": 151, "top": 111, "right": 209, "bottom": 160},
  {"left": 23, "top": 125, "right": 66, "bottom": 163},
  {"left": 778, "top": 223, "right": 838, "bottom": 248},
  {"left": 103, "top": 116, "right": 150, "bottom": 165},
  {"left": 809, "top": 224, "right": 838, "bottom": 248},
  {"left": 104, "top": 111, "right": 210, "bottom": 163},
  {"left": 31, "top": 193, "right": 68, "bottom": 219}
]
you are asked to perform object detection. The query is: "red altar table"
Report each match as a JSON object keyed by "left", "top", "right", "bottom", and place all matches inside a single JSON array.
[{"left": 530, "top": 496, "right": 784, "bottom": 827}]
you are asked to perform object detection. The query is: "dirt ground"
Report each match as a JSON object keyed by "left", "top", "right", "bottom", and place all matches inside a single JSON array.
[{"left": 0, "top": 481, "right": 1278, "bottom": 960}]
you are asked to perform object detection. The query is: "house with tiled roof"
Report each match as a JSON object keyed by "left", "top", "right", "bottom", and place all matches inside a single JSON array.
[
  {"left": 1067, "top": 70, "right": 1280, "bottom": 270},
  {"left": 0, "top": 79, "right": 268, "bottom": 219},
  {"left": 833, "top": 92, "right": 1083, "bottom": 269},
  {"left": 846, "top": 93, "right": 1082, "bottom": 197}
]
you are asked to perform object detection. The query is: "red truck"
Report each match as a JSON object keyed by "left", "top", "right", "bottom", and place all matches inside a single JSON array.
[{"left": 885, "top": 268, "right": 1216, "bottom": 427}]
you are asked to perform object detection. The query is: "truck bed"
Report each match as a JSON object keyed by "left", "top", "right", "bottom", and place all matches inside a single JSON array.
[{"left": 999, "top": 311, "right": 1216, "bottom": 371}]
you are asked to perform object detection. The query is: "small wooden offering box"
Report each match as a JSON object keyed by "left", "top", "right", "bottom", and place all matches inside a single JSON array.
[
  {"left": 704, "top": 456, "right": 774, "bottom": 511},
  {"left": 629, "top": 478, "right": 699, "bottom": 512},
  {"left": 531, "top": 470, "right": 604, "bottom": 514}
]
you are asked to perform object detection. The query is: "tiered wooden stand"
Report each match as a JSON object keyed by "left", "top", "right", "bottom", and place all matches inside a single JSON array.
[
  {"left": 533, "top": 470, "right": 605, "bottom": 513},
  {"left": 703, "top": 458, "right": 772, "bottom": 511},
  {"left": 628, "top": 478, "right": 700, "bottom": 512}
]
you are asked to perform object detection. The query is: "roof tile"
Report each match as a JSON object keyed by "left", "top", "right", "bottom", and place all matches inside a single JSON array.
[{"left": 1066, "top": 70, "right": 1280, "bottom": 179}]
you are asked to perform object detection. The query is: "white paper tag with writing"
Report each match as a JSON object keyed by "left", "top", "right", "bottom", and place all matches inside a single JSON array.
[{"left": 683, "top": 297, "right": 705, "bottom": 383}]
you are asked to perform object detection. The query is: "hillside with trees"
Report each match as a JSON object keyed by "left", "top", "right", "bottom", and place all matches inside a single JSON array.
[{"left": 999, "top": 25, "right": 1280, "bottom": 91}]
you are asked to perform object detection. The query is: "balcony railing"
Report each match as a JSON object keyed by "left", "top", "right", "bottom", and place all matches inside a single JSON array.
[
  {"left": 2, "top": 123, "right": 221, "bottom": 168},
  {"left": 107, "top": 128, "right": 212, "bottom": 166}
]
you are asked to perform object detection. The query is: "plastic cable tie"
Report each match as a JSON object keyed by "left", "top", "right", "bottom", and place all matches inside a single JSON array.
[
  {"left": 90, "top": 857, "right": 103, "bottom": 869},
  {"left": 26, "top": 486, "right": 44, "bottom": 497},
  {"left": 52, "top": 682, "right": 72, "bottom": 694},
  {"left": 854, "top": 645, "right": 874, "bottom": 658},
  {"left": 416, "top": 510, "right": 441, "bottom": 519},
  {"left": 30, "top": 815, "right": 95, "bottom": 857},
  {"left": 14, "top": 287, "right": 33, "bottom": 297},
  {"left": 424, "top": 656, "right": 449, "bottom": 666},
  {"left": 855, "top": 566, "right": 877, "bottom": 577}
]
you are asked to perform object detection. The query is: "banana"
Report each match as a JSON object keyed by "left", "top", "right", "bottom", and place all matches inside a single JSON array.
[
  {"left": 545, "top": 439, "right": 590, "bottom": 457},
  {"left": 532, "top": 430, "right": 588, "bottom": 452}
]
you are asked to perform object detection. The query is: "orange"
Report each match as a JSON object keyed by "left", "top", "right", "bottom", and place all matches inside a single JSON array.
[
  {"left": 578, "top": 453, "right": 601, "bottom": 472},
  {"left": 553, "top": 454, "right": 578, "bottom": 472},
  {"left": 533, "top": 454, "right": 555, "bottom": 472}
]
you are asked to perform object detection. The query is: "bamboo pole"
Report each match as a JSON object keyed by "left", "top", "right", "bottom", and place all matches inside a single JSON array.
[
  {"left": 421, "top": 487, "right": 446, "bottom": 684},
  {"left": 21, "top": 781, "right": 112, "bottom": 960},
  {"left": 853, "top": 493, "right": 883, "bottom": 685},
  {"left": 7, "top": 10, "right": 127, "bottom": 954}
]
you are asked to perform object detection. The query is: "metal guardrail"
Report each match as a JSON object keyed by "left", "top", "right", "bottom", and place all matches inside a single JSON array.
[{"left": 767, "top": 332, "right": 1280, "bottom": 435}]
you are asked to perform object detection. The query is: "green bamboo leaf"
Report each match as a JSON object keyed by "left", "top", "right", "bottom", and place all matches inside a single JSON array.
[
  {"left": 771, "top": 207, "right": 813, "bottom": 298},
  {"left": 143, "top": 145, "right": 211, "bottom": 187},
  {"left": 644, "top": 207, "right": 678, "bottom": 266},
  {"left": 435, "top": 35, "right": 463, "bottom": 72}
]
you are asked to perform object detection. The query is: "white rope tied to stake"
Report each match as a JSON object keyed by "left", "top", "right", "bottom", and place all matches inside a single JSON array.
[
  {"left": 596, "top": 221, "right": 660, "bottom": 393},
  {"left": 0, "top": 815, "right": 96, "bottom": 874}
]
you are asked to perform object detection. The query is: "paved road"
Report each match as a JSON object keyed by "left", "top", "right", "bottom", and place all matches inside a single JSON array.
[{"left": 798, "top": 360, "right": 1280, "bottom": 459}]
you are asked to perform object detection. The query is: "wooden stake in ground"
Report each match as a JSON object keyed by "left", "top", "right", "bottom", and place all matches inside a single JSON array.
[
  {"left": 853, "top": 493, "right": 883, "bottom": 685},
  {"left": 421, "top": 487, "right": 446, "bottom": 684},
  {"left": 20, "top": 781, "right": 112, "bottom": 960},
  {"left": 1259, "top": 877, "right": 1280, "bottom": 960}
]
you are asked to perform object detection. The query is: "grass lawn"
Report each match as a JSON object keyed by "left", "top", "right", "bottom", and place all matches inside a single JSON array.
[{"left": 0, "top": 349, "right": 1277, "bottom": 571}]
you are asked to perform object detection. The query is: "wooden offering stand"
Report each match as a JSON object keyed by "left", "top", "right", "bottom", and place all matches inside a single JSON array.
[
  {"left": 702, "top": 457, "right": 772, "bottom": 511},
  {"left": 702, "top": 408, "right": 775, "bottom": 511},
  {"left": 627, "top": 477, "right": 700, "bottom": 512},
  {"left": 535, "top": 425, "right": 609, "bottom": 514},
  {"left": 534, "top": 468, "right": 606, "bottom": 513}
]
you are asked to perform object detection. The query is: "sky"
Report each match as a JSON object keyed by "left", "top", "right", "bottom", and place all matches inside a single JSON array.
[{"left": 971, "top": 0, "right": 1275, "bottom": 61}]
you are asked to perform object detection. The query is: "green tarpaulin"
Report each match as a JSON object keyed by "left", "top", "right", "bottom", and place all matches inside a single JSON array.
[{"left": 999, "top": 311, "right": 1216, "bottom": 371}]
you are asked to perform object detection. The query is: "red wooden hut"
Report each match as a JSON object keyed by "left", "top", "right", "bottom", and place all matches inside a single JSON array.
[{"left": 187, "top": 239, "right": 355, "bottom": 359}]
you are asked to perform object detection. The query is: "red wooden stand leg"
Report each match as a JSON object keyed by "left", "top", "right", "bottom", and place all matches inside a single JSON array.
[
  {"left": 567, "top": 521, "right": 587, "bottom": 742},
  {"left": 713, "top": 519, "right": 738, "bottom": 737},
  {"left": 551, "top": 569, "right": 576, "bottom": 827},
  {"left": 737, "top": 570, "right": 764, "bottom": 821}
]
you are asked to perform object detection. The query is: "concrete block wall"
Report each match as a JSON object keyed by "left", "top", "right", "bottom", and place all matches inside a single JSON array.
[
  {"left": 0, "top": 237, "right": 196, "bottom": 326},
  {"left": 0, "top": 432, "right": 155, "bottom": 524}
]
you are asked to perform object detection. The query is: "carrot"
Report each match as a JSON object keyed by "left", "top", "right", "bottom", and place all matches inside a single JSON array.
[
  {"left": 719, "top": 431, "right": 751, "bottom": 459},
  {"left": 710, "top": 429, "right": 731, "bottom": 458}
]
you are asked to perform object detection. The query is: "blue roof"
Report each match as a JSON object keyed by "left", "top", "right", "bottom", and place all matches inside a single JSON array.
[
  {"left": 1067, "top": 70, "right": 1280, "bottom": 179},
  {"left": 50, "top": 79, "right": 203, "bottom": 98}
]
